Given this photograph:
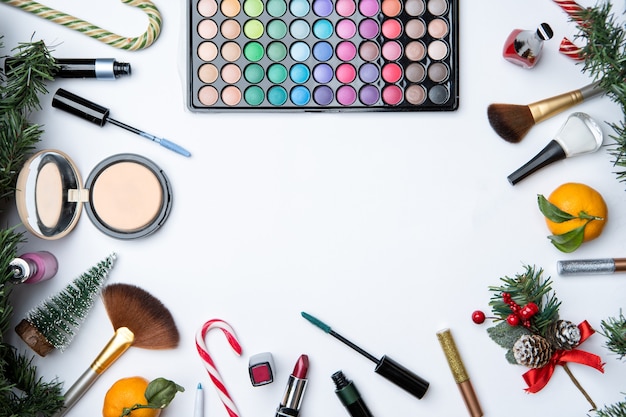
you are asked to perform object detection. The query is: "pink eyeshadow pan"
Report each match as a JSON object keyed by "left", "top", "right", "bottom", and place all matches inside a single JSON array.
[
  {"left": 336, "top": 19, "right": 357, "bottom": 39},
  {"left": 428, "top": 18, "right": 448, "bottom": 38},
  {"left": 221, "top": 63, "right": 242, "bottom": 83},
  {"left": 198, "top": 19, "right": 218, "bottom": 39},
  {"left": 382, "top": 85, "right": 403, "bottom": 105},
  {"left": 336, "top": 63, "right": 357, "bottom": 83},
  {"left": 381, "top": 41, "right": 402, "bottom": 61},
  {"left": 222, "top": 85, "right": 242, "bottom": 105},
  {"left": 381, "top": 19, "right": 402, "bottom": 39},
  {"left": 199, "top": 85, "right": 219, "bottom": 105},
  {"left": 197, "top": 0, "right": 218, "bottom": 16},
  {"left": 221, "top": 20, "right": 241, "bottom": 39},
  {"left": 336, "top": 41, "right": 357, "bottom": 61},
  {"left": 358, "top": 0, "right": 379, "bottom": 16},
  {"left": 335, "top": 0, "right": 356, "bottom": 16},
  {"left": 198, "top": 42, "right": 218, "bottom": 61}
]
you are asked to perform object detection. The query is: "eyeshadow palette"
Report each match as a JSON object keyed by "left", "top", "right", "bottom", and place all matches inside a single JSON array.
[{"left": 188, "top": 0, "right": 458, "bottom": 111}]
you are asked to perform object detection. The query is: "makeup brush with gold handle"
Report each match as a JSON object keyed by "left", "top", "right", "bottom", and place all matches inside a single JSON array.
[
  {"left": 52, "top": 284, "right": 179, "bottom": 417},
  {"left": 56, "top": 327, "right": 135, "bottom": 416},
  {"left": 487, "top": 81, "right": 604, "bottom": 143}
]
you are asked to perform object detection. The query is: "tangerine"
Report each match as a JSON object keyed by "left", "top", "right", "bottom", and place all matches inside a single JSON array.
[
  {"left": 544, "top": 182, "right": 607, "bottom": 242},
  {"left": 102, "top": 376, "right": 161, "bottom": 417}
]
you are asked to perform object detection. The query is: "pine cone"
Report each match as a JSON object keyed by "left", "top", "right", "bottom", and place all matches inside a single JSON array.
[
  {"left": 545, "top": 320, "right": 581, "bottom": 350},
  {"left": 513, "top": 334, "right": 553, "bottom": 368}
]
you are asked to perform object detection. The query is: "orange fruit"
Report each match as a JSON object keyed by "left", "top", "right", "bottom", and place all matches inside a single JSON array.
[
  {"left": 103, "top": 376, "right": 161, "bottom": 417},
  {"left": 545, "top": 182, "right": 607, "bottom": 242}
]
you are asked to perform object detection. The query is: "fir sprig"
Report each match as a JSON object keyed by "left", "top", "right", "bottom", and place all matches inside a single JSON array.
[
  {"left": 488, "top": 265, "right": 561, "bottom": 335},
  {"left": 599, "top": 310, "right": 626, "bottom": 360},
  {"left": 575, "top": 3, "right": 626, "bottom": 184},
  {"left": 0, "top": 39, "right": 55, "bottom": 201},
  {"left": 594, "top": 398, "right": 626, "bottom": 417},
  {"left": 0, "top": 37, "right": 63, "bottom": 417}
]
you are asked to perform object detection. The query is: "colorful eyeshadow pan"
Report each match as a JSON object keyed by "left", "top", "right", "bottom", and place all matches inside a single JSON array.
[{"left": 189, "top": 0, "right": 458, "bottom": 110}]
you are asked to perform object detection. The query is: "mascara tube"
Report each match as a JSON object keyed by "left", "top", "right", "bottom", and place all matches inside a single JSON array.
[
  {"left": 55, "top": 58, "right": 131, "bottom": 79},
  {"left": 5, "top": 58, "right": 131, "bottom": 79},
  {"left": 332, "top": 371, "right": 374, "bottom": 417}
]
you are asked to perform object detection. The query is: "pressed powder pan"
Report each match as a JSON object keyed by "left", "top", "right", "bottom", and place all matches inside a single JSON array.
[{"left": 16, "top": 150, "right": 172, "bottom": 240}]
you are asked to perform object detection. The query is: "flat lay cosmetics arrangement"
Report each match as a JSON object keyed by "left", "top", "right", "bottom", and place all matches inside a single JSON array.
[
  {"left": 4, "top": 0, "right": 626, "bottom": 416},
  {"left": 188, "top": 0, "right": 458, "bottom": 110}
]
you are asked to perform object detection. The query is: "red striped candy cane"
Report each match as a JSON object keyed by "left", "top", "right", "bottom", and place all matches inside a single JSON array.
[
  {"left": 559, "top": 37, "right": 585, "bottom": 61},
  {"left": 196, "top": 319, "right": 243, "bottom": 417},
  {"left": 552, "top": 0, "right": 585, "bottom": 22},
  {"left": 552, "top": 0, "right": 587, "bottom": 61}
]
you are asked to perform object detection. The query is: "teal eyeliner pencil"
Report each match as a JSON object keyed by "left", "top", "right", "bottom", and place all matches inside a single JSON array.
[
  {"left": 300, "top": 312, "right": 430, "bottom": 399},
  {"left": 194, "top": 383, "right": 204, "bottom": 417}
]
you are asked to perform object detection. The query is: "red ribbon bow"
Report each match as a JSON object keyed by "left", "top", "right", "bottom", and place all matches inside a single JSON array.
[{"left": 522, "top": 320, "right": 605, "bottom": 393}]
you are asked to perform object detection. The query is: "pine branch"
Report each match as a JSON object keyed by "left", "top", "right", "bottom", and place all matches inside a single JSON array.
[
  {"left": 488, "top": 265, "right": 561, "bottom": 334},
  {"left": 593, "top": 398, "right": 626, "bottom": 417},
  {"left": 0, "top": 39, "right": 56, "bottom": 202},
  {"left": 599, "top": 310, "right": 626, "bottom": 360},
  {"left": 0, "top": 37, "right": 64, "bottom": 417},
  {"left": 575, "top": 3, "right": 626, "bottom": 185}
]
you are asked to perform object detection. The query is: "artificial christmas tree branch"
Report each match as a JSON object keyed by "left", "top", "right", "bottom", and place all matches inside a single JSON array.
[{"left": 0, "top": 37, "right": 64, "bottom": 416}]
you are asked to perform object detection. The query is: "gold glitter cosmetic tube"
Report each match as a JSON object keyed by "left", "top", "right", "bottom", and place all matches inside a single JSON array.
[{"left": 436, "top": 328, "right": 483, "bottom": 417}]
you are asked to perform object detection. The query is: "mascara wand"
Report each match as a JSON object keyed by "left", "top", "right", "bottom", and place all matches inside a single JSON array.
[
  {"left": 301, "top": 312, "right": 429, "bottom": 399},
  {"left": 52, "top": 88, "right": 191, "bottom": 157}
]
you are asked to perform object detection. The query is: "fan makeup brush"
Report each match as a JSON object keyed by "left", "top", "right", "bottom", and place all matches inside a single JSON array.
[
  {"left": 52, "top": 283, "right": 179, "bottom": 417},
  {"left": 487, "top": 81, "right": 604, "bottom": 143}
]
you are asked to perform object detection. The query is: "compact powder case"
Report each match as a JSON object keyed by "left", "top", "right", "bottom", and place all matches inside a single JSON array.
[{"left": 16, "top": 150, "right": 172, "bottom": 240}]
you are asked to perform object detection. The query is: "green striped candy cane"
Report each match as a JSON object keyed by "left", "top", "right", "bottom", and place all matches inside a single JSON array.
[{"left": 1, "top": 0, "right": 162, "bottom": 50}]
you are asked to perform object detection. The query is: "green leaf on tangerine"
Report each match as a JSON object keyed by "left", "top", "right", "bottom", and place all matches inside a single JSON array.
[
  {"left": 537, "top": 194, "right": 576, "bottom": 223},
  {"left": 548, "top": 224, "right": 586, "bottom": 253}
]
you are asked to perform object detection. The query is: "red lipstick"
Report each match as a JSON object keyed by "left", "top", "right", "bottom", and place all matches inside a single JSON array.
[{"left": 276, "top": 354, "right": 309, "bottom": 417}]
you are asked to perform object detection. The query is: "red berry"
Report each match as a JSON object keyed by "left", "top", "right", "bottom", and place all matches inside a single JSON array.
[
  {"left": 472, "top": 310, "right": 486, "bottom": 324},
  {"left": 507, "top": 314, "right": 520, "bottom": 326},
  {"left": 520, "top": 302, "right": 539, "bottom": 320},
  {"left": 527, "top": 302, "right": 539, "bottom": 314}
]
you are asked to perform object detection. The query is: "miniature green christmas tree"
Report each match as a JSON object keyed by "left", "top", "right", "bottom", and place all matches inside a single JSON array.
[{"left": 15, "top": 253, "right": 116, "bottom": 356}]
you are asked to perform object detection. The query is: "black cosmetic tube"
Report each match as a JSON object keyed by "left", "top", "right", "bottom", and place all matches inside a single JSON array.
[
  {"left": 332, "top": 371, "right": 374, "bottom": 417},
  {"left": 374, "top": 355, "right": 430, "bottom": 399},
  {"left": 5, "top": 58, "right": 130, "bottom": 79}
]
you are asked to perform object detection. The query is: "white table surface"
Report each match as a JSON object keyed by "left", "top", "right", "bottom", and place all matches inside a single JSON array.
[{"left": 2, "top": 0, "right": 625, "bottom": 416}]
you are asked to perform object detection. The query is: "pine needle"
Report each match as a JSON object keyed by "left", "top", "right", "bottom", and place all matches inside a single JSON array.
[{"left": 575, "top": 3, "right": 626, "bottom": 186}]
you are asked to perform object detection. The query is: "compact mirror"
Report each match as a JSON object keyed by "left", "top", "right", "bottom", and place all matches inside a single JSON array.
[
  {"left": 16, "top": 150, "right": 82, "bottom": 239},
  {"left": 16, "top": 150, "right": 172, "bottom": 240}
]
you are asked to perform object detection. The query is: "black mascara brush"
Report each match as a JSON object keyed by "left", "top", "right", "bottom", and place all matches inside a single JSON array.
[{"left": 301, "top": 312, "right": 429, "bottom": 399}]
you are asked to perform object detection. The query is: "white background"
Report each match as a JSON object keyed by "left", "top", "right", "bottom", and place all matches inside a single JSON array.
[{"left": 2, "top": 0, "right": 626, "bottom": 416}]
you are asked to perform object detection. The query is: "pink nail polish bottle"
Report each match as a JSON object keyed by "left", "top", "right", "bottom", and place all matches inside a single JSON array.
[
  {"left": 9, "top": 251, "right": 59, "bottom": 284},
  {"left": 503, "top": 23, "right": 553, "bottom": 68}
]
